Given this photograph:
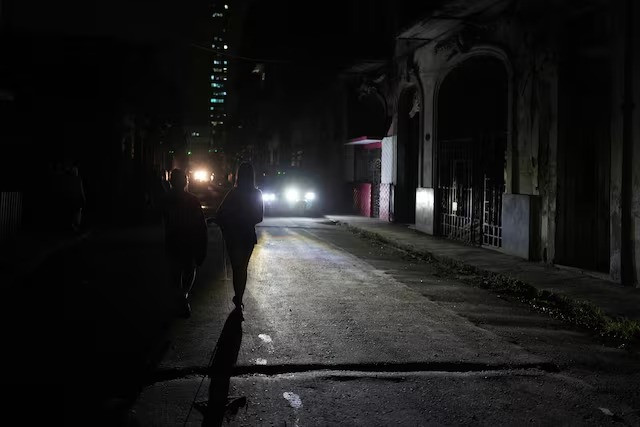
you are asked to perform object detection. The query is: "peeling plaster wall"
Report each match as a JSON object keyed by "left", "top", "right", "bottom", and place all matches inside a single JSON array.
[
  {"left": 499, "top": 1, "right": 567, "bottom": 264},
  {"left": 631, "top": 0, "right": 640, "bottom": 286},
  {"left": 387, "top": 62, "right": 424, "bottom": 223},
  {"left": 608, "top": 0, "right": 640, "bottom": 286},
  {"left": 511, "top": 32, "right": 560, "bottom": 264},
  {"left": 407, "top": 0, "right": 564, "bottom": 264},
  {"left": 413, "top": 49, "right": 453, "bottom": 192},
  {"left": 595, "top": 0, "right": 640, "bottom": 285},
  {"left": 420, "top": 72, "right": 437, "bottom": 189},
  {"left": 411, "top": 13, "right": 559, "bottom": 257},
  {"left": 395, "top": 0, "right": 635, "bottom": 281},
  {"left": 610, "top": 3, "right": 626, "bottom": 282}
]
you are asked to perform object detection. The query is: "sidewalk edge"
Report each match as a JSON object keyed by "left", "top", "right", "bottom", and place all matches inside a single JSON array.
[{"left": 335, "top": 220, "right": 640, "bottom": 349}]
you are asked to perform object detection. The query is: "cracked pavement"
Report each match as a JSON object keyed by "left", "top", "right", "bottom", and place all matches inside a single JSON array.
[{"left": 123, "top": 217, "right": 640, "bottom": 425}]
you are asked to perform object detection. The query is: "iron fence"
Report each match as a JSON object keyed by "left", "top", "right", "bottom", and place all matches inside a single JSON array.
[
  {"left": 437, "top": 134, "right": 505, "bottom": 248},
  {"left": 483, "top": 176, "right": 504, "bottom": 247},
  {"left": 371, "top": 159, "right": 382, "bottom": 218},
  {"left": 379, "top": 184, "right": 391, "bottom": 221}
]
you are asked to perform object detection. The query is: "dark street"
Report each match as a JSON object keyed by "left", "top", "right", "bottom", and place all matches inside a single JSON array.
[
  {"left": 134, "top": 217, "right": 640, "bottom": 425},
  {"left": 1, "top": 0, "right": 640, "bottom": 425}
]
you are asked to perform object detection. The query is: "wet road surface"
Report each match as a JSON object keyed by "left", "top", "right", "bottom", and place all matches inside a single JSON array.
[{"left": 132, "top": 217, "right": 640, "bottom": 426}]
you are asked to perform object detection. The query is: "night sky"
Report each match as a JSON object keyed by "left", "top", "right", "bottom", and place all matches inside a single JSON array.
[
  {"left": 4, "top": 0, "right": 439, "bottom": 94},
  {"left": 7, "top": 0, "right": 206, "bottom": 42},
  {"left": 0, "top": 0, "right": 438, "bottom": 187},
  {"left": 3, "top": 0, "right": 438, "bottom": 64}
]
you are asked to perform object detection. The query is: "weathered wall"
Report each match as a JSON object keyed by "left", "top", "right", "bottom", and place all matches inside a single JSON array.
[
  {"left": 405, "top": 0, "right": 621, "bottom": 272},
  {"left": 610, "top": 2, "right": 626, "bottom": 282},
  {"left": 609, "top": 0, "right": 640, "bottom": 286},
  {"left": 391, "top": 75, "right": 422, "bottom": 224},
  {"left": 420, "top": 73, "right": 437, "bottom": 189},
  {"left": 507, "top": 3, "right": 561, "bottom": 264},
  {"left": 390, "top": 0, "right": 637, "bottom": 282},
  {"left": 411, "top": 50, "right": 448, "bottom": 235},
  {"left": 502, "top": 194, "right": 540, "bottom": 259},
  {"left": 631, "top": 0, "right": 640, "bottom": 286}
]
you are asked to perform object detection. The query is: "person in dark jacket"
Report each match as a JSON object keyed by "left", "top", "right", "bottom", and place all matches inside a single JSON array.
[
  {"left": 215, "top": 162, "right": 263, "bottom": 315},
  {"left": 162, "top": 168, "right": 208, "bottom": 318}
]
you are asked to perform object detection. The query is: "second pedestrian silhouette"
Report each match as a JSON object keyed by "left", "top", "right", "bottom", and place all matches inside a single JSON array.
[{"left": 215, "top": 162, "right": 264, "bottom": 317}]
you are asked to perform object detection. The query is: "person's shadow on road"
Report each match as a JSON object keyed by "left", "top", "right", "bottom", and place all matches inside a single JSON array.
[{"left": 201, "top": 309, "right": 244, "bottom": 426}]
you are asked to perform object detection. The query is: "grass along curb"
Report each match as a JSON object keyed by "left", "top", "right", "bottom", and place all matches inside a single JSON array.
[{"left": 341, "top": 223, "right": 640, "bottom": 350}]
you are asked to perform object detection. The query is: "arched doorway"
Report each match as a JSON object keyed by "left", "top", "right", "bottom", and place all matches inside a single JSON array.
[
  {"left": 436, "top": 56, "right": 508, "bottom": 247},
  {"left": 396, "top": 87, "right": 421, "bottom": 223}
]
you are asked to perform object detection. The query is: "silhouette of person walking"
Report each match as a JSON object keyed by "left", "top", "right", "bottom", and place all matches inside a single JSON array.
[
  {"left": 215, "top": 162, "right": 263, "bottom": 316},
  {"left": 162, "top": 168, "right": 208, "bottom": 318}
]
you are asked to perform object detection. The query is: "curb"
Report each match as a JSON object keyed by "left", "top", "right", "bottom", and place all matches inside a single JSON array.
[{"left": 335, "top": 220, "right": 640, "bottom": 349}]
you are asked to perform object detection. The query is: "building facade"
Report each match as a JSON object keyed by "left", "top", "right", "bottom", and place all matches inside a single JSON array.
[{"left": 358, "top": 0, "right": 639, "bottom": 286}]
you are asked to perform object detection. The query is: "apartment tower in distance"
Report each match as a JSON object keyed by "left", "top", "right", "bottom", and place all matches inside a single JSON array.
[{"left": 210, "top": 2, "right": 230, "bottom": 147}]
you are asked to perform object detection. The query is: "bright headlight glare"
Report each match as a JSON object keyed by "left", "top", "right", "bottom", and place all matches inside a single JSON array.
[
  {"left": 193, "top": 170, "right": 209, "bottom": 182},
  {"left": 262, "top": 193, "right": 276, "bottom": 202},
  {"left": 304, "top": 192, "right": 316, "bottom": 201},
  {"left": 285, "top": 188, "right": 299, "bottom": 202}
]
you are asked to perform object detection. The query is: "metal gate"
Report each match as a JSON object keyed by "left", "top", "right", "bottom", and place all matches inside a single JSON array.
[
  {"left": 437, "top": 133, "right": 505, "bottom": 248},
  {"left": 371, "top": 158, "right": 381, "bottom": 218}
]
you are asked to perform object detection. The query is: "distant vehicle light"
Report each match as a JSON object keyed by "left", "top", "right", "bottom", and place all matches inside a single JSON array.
[
  {"left": 193, "top": 170, "right": 209, "bottom": 182},
  {"left": 304, "top": 192, "right": 316, "bottom": 201},
  {"left": 285, "top": 188, "right": 300, "bottom": 202},
  {"left": 262, "top": 193, "right": 276, "bottom": 202}
]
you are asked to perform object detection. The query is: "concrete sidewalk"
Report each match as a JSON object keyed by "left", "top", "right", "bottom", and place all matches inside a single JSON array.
[{"left": 327, "top": 215, "right": 640, "bottom": 323}]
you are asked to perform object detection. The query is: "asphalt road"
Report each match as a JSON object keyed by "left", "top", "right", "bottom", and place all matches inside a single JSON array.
[{"left": 130, "top": 217, "right": 640, "bottom": 426}]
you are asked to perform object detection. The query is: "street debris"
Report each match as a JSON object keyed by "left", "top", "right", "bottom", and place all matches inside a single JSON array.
[{"left": 283, "top": 392, "right": 303, "bottom": 409}]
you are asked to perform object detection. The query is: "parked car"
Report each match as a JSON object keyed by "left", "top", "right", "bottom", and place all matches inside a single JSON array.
[{"left": 258, "top": 170, "right": 320, "bottom": 216}]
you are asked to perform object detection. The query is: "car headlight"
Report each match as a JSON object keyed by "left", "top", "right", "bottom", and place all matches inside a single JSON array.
[
  {"left": 262, "top": 193, "right": 276, "bottom": 202},
  {"left": 304, "top": 192, "right": 316, "bottom": 201},
  {"left": 285, "top": 188, "right": 300, "bottom": 202},
  {"left": 193, "top": 170, "right": 209, "bottom": 182}
]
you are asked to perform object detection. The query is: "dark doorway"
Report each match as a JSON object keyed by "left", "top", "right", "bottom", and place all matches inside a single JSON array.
[
  {"left": 396, "top": 87, "right": 420, "bottom": 223},
  {"left": 436, "top": 56, "right": 508, "bottom": 247},
  {"left": 556, "top": 11, "right": 611, "bottom": 273}
]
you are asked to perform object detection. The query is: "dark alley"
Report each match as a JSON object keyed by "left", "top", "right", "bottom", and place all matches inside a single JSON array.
[{"left": 1, "top": 0, "right": 640, "bottom": 425}]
